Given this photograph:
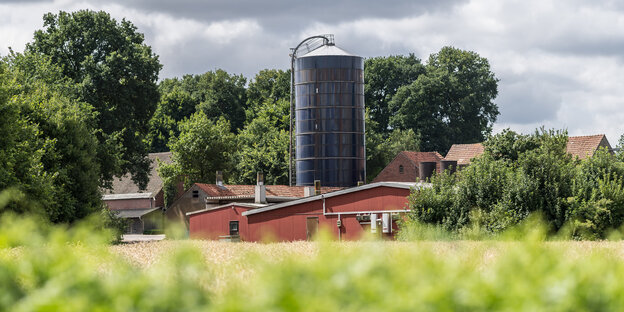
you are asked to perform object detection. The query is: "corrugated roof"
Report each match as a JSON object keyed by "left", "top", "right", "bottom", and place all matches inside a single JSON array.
[
  {"left": 104, "top": 152, "right": 172, "bottom": 196},
  {"left": 567, "top": 134, "right": 611, "bottom": 159},
  {"left": 444, "top": 143, "right": 485, "bottom": 165},
  {"left": 187, "top": 203, "right": 268, "bottom": 216},
  {"left": 300, "top": 44, "right": 355, "bottom": 57},
  {"left": 112, "top": 207, "right": 160, "bottom": 219},
  {"left": 103, "top": 193, "right": 154, "bottom": 201},
  {"left": 242, "top": 182, "right": 428, "bottom": 216},
  {"left": 195, "top": 183, "right": 342, "bottom": 198}
]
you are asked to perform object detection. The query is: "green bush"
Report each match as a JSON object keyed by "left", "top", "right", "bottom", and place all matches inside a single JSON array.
[{"left": 407, "top": 129, "right": 624, "bottom": 238}]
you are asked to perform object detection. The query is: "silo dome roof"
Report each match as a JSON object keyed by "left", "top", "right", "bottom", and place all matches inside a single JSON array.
[{"left": 299, "top": 44, "right": 356, "bottom": 57}]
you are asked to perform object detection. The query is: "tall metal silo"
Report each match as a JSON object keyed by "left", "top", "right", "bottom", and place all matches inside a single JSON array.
[{"left": 293, "top": 40, "right": 366, "bottom": 187}]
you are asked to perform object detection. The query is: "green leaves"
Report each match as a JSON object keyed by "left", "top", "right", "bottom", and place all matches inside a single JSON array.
[
  {"left": 406, "top": 129, "right": 624, "bottom": 238},
  {"left": 0, "top": 55, "right": 102, "bottom": 223},
  {"left": 27, "top": 9, "right": 162, "bottom": 190},
  {"left": 388, "top": 46, "right": 499, "bottom": 154}
]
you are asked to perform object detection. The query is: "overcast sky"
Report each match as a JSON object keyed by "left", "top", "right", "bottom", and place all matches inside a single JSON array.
[{"left": 1, "top": 0, "right": 623, "bottom": 143}]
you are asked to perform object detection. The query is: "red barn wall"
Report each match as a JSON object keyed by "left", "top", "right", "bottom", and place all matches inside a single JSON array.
[
  {"left": 188, "top": 186, "right": 412, "bottom": 242},
  {"left": 189, "top": 205, "right": 251, "bottom": 240},
  {"left": 246, "top": 186, "right": 410, "bottom": 242}
]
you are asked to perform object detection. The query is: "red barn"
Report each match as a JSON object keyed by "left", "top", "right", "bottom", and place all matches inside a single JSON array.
[{"left": 188, "top": 182, "right": 426, "bottom": 241}]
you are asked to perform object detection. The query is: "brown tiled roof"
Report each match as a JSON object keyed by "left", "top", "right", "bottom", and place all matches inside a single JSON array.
[
  {"left": 444, "top": 143, "right": 485, "bottom": 165},
  {"left": 401, "top": 151, "right": 444, "bottom": 165},
  {"left": 567, "top": 134, "right": 612, "bottom": 159},
  {"left": 195, "top": 183, "right": 342, "bottom": 198},
  {"left": 104, "top": 152, "right": 172, "bottom": 196}
]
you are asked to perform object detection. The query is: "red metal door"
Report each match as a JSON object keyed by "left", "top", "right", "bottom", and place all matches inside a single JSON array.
[{"left": 306, "top": 217, "right": 318, "bottom": 241}]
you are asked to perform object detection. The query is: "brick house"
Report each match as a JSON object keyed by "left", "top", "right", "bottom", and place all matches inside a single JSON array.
[{"left": 373, "top": 151, "right": 443, "bottom": 183}]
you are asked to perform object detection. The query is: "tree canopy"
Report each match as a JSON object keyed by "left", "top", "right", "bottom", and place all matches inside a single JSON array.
[
  {"left": 364, "top": 54, "right": 424, "bottom": 134},
  {"left": 25, "top": 10, "right": 162, "bottom": 189},
  {"left": 389, "top": 47, "right": 499, "bottom": 154},
  {"left": 0, "top": 54, "right": 102, "bottom": 222}
]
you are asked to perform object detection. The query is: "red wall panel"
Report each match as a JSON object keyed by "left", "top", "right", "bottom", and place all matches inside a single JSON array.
[{"left": 189, "top": 205, "right": 251, "bottom": 240}]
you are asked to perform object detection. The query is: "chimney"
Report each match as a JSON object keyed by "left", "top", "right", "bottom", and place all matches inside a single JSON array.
[
  {"left": 216, "top": 170, "right": 223, "bottom": 186},
  {"left": 314, "top": 180, "right": 321, "bottom": 195},
  {"left": 418, "top": 162, "right": 436, "bottom": 182},
  {"left": 440, "top": 160, "right": 457, "bottom": 174},
  {"left": 304, "top": 186, "right": 315, "bottom": 197},
  {"left": 255, "top": 171, "right": 266, "bottom": 204},
  {"left": 256, "top": 171, "right": 264, "bottom": 185}
]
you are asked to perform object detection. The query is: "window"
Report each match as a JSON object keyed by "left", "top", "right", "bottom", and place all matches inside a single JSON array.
[
  {"left": 399, "top": 165, "right": 404, "bottom": 174},
  {"left": 229, "top": 221, "right": 239, "bottom": 236},
  {"left": 192, "top": 190, "right": 199, "bottom": 198}
]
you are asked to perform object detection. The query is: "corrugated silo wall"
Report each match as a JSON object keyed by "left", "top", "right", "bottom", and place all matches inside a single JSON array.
[{"left": 294, "top": 54, "right": 366, "bottom": 187}]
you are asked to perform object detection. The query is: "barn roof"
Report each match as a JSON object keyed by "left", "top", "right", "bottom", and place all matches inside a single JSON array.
[
  {"left": 186, "top": 203, "right": 268, "bottom": 217},
  {"left": 566, "top": 134, "right": 612, "bottom": 159},
  {"left": 242, "top": 181, "right": 428, "bottom": 216},
  {"left": 195, "top": 183, "right": 342, "bottom": 198},
  {"left": 103, "top": 152, "right": 172, "bottom": 197},
  {"left": 444, "top": 143, "right": 485, "bottom": 165}
]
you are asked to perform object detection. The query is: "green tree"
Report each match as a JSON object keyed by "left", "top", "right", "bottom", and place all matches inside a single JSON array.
[
  {"left": 26, "top": 10, "right": 162, "bottom": 189},
  {"left": 364, "top": 54, "right": 424, "bottom": 134},
  {"left": 1, "top": 54, "right": 103, "bottom": 222},
  {"left": 147, "top": 87, "right": 196, "bottom": 152},
  {"left": 159, "top": 113, "right": 235, "bottom": 202},
  {"left": 233, "top": 114, "right": 289, "bottom": 185},
  {"left": 390, "top": 47, "right": 499, "bottom": 154},
  {"left": 192, "top": 70, "right": 247, "bottom": 131},
  {"left": 245, "top": 69, "right": 290, "bottom": 123},
  {"left": 408, "top": 129, "right": 578, "bottom": 235}
]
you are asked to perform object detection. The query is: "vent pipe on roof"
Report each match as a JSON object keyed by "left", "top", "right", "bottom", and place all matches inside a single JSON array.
[
  {"left": 216, "top": 171, "right": 224, "bottom": 187},
  {"left": 255, "top": 171, "right": 266, "bottom": 204},
  {"left": 257, "top": 171, "right": 264, "bottom": 186},
  {"left": 314, "top": 180, "right": 321, "bottom": 195},
  {"left": 304, "top": 186, "right": 315, "bottom": 197}
]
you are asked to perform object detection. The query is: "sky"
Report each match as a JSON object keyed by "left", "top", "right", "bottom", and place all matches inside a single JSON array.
[{"left": 1, "top": 0, "right": 623, "bottom": 143}]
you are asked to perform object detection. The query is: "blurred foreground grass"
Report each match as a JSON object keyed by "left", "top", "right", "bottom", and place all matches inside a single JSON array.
[{"left": 3, "top": 215, "right": 624, "bottom": 311}]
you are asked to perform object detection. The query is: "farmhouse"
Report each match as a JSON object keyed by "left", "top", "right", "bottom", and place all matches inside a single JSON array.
[
  {"left": 188, "top": 181, "right": 426, "bottom": 242},
  {"left": 102, "top": 152, "right": 178, "bottom": 234}
]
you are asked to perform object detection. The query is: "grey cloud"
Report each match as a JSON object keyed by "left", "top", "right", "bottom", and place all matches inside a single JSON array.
[
  {"left": 98, "top": 0, "right": 466, "bottom": 32},
  {"left": 496, "top": 75, "right": 565, "bottom": 124}
]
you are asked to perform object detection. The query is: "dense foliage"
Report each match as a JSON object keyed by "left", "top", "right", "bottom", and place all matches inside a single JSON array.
[
  {"left": 408, "top": 129, "right": 624, "bottom": 239},
  {"left": 0, "top": 54, "right": 103, "bottom": 222},
  {"left": 389, "top": 47, "right": 499, "bottom": 153},
  {"left": 25, "top": 10, "right": 162, "bottom": 189}
]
